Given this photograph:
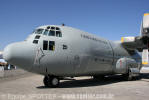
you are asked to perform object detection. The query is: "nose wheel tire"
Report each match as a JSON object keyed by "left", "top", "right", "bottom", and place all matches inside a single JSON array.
[
  {"left": 122, "top": 69, "right": 133, "bottom": 81},
  {"left": 43, "top": 75, "right": 60, "bottom": 88}
]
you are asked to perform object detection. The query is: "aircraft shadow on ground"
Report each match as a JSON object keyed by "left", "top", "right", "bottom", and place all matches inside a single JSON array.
[
  {"left": 36, "top": 73, "right": 149, "bottom": 89},
  {"left": 139, "top": 73, "right": 149, "bottom": 82}
]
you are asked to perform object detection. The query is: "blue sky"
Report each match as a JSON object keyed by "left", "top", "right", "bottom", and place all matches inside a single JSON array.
[{"left": 0, "top": 0, "right": 149, "bottom": 50}]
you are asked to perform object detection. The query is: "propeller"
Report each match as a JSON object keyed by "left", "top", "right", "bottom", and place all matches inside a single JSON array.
[
  {"left": 142, "top": 49, "right": 148, "bottom": 65},
  {"left": 141, "top": 13, "right": 149, "bottom": 36},
  {"left": 141, "top": 13, "right": 149, "bottom": 65}
]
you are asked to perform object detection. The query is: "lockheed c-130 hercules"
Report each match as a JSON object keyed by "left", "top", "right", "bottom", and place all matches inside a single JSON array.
[{"left": 2, "top": 14, "right": 149, "bottom": 87}]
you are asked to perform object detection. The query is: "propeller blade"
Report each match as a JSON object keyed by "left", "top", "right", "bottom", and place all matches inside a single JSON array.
[
  {"left": 141, "top": 13, "right": 149, "bottom": 36},
  {"left": 142, "top": 49, "right": 148, "bottom": 65}
]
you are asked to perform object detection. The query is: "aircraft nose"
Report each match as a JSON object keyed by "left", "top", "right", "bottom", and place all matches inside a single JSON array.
[
  {"left": 3, "top": 42, "right": 34, "bottom": 67},
  {"left": 3, "top": 43, "right": 15, "bottom": 63},
  {"left": 3, "top": 42, "right": 34, "bottom": 71}
]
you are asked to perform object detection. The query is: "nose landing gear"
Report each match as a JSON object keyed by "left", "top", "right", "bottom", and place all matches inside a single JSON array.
[{"left": 43, "top": 75, "right": 60, "bottom": 88}]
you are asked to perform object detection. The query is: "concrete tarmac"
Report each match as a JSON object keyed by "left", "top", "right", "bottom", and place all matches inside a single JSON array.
[{"left": 0, "top": 69, "right": 149, "bottom": 100}]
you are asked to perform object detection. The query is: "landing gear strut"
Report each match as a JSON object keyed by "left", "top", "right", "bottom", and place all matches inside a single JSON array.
[
  {"left": 43, "top": 75, "right": 60, "bottom": 87},
  {"left": 122, "top": 69, "right": 133, "bottom": 81}
]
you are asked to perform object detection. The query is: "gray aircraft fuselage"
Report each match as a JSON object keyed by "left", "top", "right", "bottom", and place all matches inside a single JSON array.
[{"left": 3, "top": 25, "right": 142, "bottom": 77}]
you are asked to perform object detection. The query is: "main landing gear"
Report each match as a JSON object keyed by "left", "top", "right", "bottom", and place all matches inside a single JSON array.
[
  {"left": 122, "top": 69, "right": 133, "bottom": 81},
  {"left": 43, "top": 75, "right": 60, "bottom": 88},
  {"left": 122, "top": 68, "right": 140, "bottom": 81}
]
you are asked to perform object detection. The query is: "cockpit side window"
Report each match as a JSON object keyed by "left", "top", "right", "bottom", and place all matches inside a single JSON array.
[
  {"left": 43, "top": 40, "right": 55, "bottom": 51},
  {"left": 49, "top": 41, "right": 55, "bottom": 51},
  {"left": 33, "top": 40, "right": 38, "bottom": 44},
  {"left": 35, "top": 29, "right": 44, "bottom": 34},
  {"left": 43, "top": 40, "right": 48, "bottom": 50},
  {"left": 56, "top": 31, "right": 62, "bottom": 37},
  {"left": 56, "top": 27, "right": 60, "bottom": 30}
]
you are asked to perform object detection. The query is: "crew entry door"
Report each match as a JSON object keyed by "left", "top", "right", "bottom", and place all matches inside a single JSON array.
[{"left": 57, "top": 41, "right": 75, "bottom": 74}]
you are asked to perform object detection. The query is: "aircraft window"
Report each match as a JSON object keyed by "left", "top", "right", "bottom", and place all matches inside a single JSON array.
[
  {"left": 56, "top": 31, "right": 62, "bottom": 37},
  {"left": 49, "top": 41, "right": 55, "bottom": 51},
  {"left": 33, "top": 40, "right": 38, "bottom": 44},
  {"left": 48, "top": 30, "right": 55, "bottom": 36},
  {"left": 43, "top": 29, "right": 49, "bottom": 35},
  {"left": 63, "top": 45, "right": 67, "bottom": 49},
  {"left": 51, "top": 27, "right": 55, "bottom": 30},
  {"left": 35, "top": 35, "right": 40, "bottom": 39},
  {"left": 43, "top": 41, "right": 48, "bottom": 50},
  {"left": 35, "top": 29, "right": 44, "bottom": 34},
  {"left": 56, "top": 27, "right": 60, "bottom": 30}
]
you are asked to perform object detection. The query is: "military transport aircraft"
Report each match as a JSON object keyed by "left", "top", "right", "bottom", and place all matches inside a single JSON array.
[{"left": 2, "top": 14, "right": 149, "bottom": 87}]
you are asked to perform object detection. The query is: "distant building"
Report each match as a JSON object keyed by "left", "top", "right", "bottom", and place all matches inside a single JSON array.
[
  {"left": 0, "top": 59, "right": 7, "bottom": 65},
  {"left": 0, "top": 59, "right": 16, "bottom": 70},
  {"left": 0, "top": 59, "right": 8, "bottom": 69}
]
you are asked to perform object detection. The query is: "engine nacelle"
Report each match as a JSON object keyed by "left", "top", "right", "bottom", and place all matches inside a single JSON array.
[{"left": 115, "top": 58, "right": 140, "bottom": 74}]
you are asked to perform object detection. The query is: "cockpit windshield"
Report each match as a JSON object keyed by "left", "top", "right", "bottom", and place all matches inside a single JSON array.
[
  {"left": 43, "top": 29, "right": 49, "bottom": 35},
  {"left": 34, "top": 29, "right": 44, "bottom": 34},
  {"left": 33, "top": 26, "right": 62, "bottom": 37}
]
